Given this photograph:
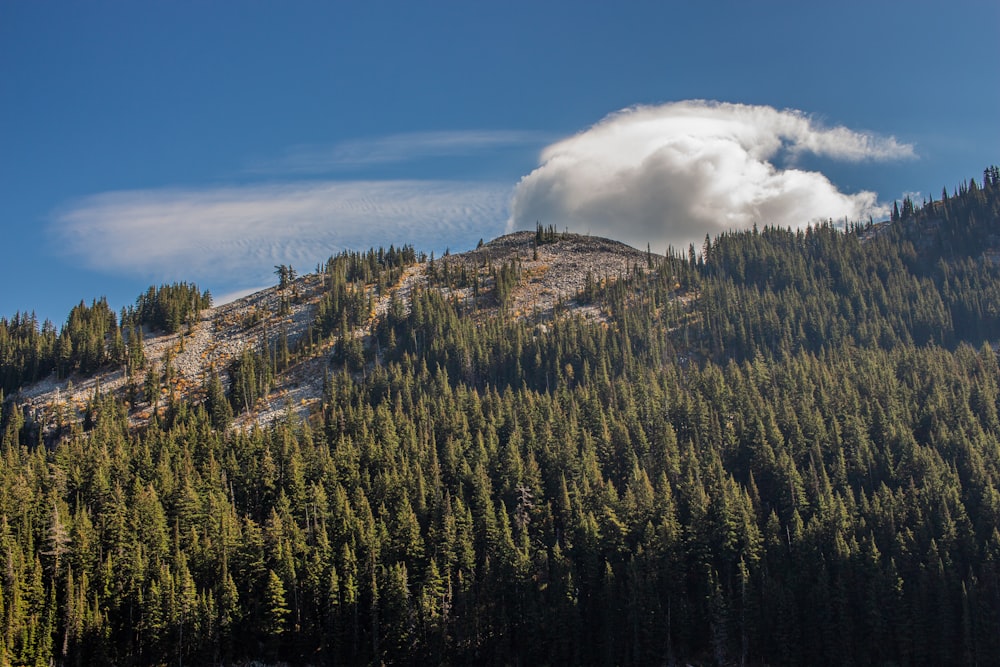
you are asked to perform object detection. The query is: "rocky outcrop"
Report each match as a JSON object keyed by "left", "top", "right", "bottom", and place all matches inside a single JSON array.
[{"left": 14, "top": 232, "right": 665, "bottom": 436}]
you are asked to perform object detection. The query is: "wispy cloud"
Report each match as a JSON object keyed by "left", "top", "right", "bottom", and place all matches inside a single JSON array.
[
  {"left": 510, "top": 101, "right": 916, "bottom": 252},
  {"left": 52, "top": 180, "right": 510, "bottom": 292},
  {"left": 247, "top": 130, "right": 551, "bottom": 174},
  {"left": 51, "top": 105, "right": 914, "bottom": 303}
]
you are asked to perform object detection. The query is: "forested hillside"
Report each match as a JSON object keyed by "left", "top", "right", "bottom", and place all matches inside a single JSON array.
[
  {"left": 1, "top": 168, "right": 999, "bottom": 665},
  {"left": 0, "top": 284, "right": 210, "bottom": 397}
]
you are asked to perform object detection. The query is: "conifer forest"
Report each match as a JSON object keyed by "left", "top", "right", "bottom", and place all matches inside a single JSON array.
[{"left": 2, "top": 168, "right": 1000, "bottom": 665}]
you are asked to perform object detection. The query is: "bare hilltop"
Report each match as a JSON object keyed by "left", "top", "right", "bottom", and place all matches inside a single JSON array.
[{"left": 15, "top": 230, "right": 664, "bottom": 437}]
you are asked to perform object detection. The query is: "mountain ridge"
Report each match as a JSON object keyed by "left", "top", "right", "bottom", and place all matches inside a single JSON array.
[
  {"left": 9, "top": 172, "right": 1000, "bottom": 444},
  {"left": 13, "top": 229, "right": 664, "bottom": 438}
]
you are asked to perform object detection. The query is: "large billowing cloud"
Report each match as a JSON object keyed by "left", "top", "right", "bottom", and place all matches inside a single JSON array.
[
  {"left": 53, "top": 180, "right": 510, "bottom": 298},
  {"left": 509, "top": 101, "right": 915, "bottom": 252}
]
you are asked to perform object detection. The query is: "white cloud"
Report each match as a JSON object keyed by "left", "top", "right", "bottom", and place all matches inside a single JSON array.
[
  {"left": 509, "top": 101, "right": 915, "bottom": 252},
  {"left": 53, "top": 180, "right": 510, "bottom": 292},
  {"left": 247, "top": 130, "right": 551, "bottom": 174}
]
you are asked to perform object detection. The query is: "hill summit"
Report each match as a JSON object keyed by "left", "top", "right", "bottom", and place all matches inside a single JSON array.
[{"left": 15, "top": 229, "right": 664, "bottom": 436}]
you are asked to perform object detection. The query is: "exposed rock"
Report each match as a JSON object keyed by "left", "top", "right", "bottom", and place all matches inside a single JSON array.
[{"left": 14, "top": 232, "right": 668, "bottom": 437}]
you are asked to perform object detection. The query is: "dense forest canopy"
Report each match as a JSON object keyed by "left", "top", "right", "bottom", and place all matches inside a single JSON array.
[
  {"left": 1, "top": 169, "right": 999, "bottom": 665},
  {"left": 0, "top": 283, "right": 210, "bottom": 397}
]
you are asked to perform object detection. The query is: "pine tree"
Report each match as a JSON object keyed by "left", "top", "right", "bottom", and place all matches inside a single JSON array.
[
  {"left": 263, "top": 569, "right": 290, "bottom": 637},
  {"left": 205, "top": 366, "right": 233, "bottom": 431}
]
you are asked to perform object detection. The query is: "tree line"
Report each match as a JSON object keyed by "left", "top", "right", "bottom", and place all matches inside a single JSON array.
[
  {"left": 0, "top": 283, "right": 211, "bottom": 397},
  {"left": 0, "top": 169, "right": 999, "bottom": 664}
]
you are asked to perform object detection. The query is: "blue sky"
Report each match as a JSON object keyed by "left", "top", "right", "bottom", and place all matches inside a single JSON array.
[{"left": 1, "top": 1, "right": 997, "bottom": 325}]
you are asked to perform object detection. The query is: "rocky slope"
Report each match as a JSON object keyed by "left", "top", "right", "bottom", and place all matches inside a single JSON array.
[{"left": 14, "top": 231, "right": 660, "bottom": 437}]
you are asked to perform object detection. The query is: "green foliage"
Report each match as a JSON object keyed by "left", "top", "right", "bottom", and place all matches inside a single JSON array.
[
  {"left": 0, "top": 312, "right": 57, "bottom": 394},
  {"left": 535, "top": 221, "right": 562, "bottom": 245},
  {"left": 263, "top": 569, "right": 289, "bottom": 637},
  {"left": 204, "top": 366, "right": 233, "bottom": 431},
  {"left": 58, "top": 298, "right": 119, "bottom": 377},
  {"left": 228, "top": 346, "right": 272, "bottom": 414},
  {"left": 132, "top": 282, "right": 211, "bottom": 334},
  {"left": 274, "top": 264, "right": 297, "bottom": 290},
  {"left": 1, "top": 283, "right": 208, "bottom": 395},
  {"left": 492, "top": 259, "right": 520, "bottom": 309},
  {"left": 313, "top": 244, "right": 416, "bottom": 342},
  {"left": 0, "top": 297, "right": 126, "bottom": 389},
  {"left": 0, "top": 168, "right": 999, "bottom": 665}
]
